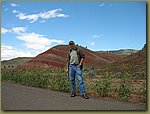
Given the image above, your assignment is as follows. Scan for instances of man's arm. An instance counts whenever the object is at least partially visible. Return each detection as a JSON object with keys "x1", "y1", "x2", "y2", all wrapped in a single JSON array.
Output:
[
  {"x1": 77, "y1": 49, "x2": 85, "y2": 67},
  {"x1": 66, "y1": 53, "x2": 70, "y2": 73},
  {"x1": 78, "y1": 58, "x2": 84, "y2": 66},
  {"x1": 66, "y1": 63, "x2": 69, "y2": 73}
]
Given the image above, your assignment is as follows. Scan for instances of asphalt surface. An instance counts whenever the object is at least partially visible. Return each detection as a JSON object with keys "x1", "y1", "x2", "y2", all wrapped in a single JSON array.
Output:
[{"x1": 1, "y1": 82, "x2": 146, "y2": 111}]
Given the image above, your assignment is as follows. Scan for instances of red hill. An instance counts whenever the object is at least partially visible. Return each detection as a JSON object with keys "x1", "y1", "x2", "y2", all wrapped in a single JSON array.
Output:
[
  {"x1": 102, "y1": 47, "x2": 146, "y2": 74},
  {"x1": 21, "y1": 45, "x2": 123, "y2": 69}
]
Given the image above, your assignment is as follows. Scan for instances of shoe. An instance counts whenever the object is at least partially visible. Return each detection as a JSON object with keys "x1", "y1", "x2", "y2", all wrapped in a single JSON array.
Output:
[
  {"x1": 70, "y1": 92, "x2": 76, "y2": 97},
  {"x1": 81, "y1": 94, "x2": 89, "y2": 99}
]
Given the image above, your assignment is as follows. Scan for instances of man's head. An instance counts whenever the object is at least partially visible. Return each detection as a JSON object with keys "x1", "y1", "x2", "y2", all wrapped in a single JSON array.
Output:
[{"x1": 69, "y1": 41, "x2": 75, "y2": 49}]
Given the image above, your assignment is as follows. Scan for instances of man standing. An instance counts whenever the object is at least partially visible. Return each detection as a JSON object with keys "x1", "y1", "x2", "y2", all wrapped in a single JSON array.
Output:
[{"x1": 66, "y1": 41, "x2": 89, "y2": 99}]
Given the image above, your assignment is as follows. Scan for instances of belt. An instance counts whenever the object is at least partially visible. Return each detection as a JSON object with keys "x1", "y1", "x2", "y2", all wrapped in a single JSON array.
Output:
[{"x1": 70, "y1": 64, "x2": 79, "y2": 66}]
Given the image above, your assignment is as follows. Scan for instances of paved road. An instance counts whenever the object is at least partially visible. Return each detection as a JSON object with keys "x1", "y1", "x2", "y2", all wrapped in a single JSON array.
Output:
[{"x1": 1, "y1": 82, "x2": 146, "y2": 111}]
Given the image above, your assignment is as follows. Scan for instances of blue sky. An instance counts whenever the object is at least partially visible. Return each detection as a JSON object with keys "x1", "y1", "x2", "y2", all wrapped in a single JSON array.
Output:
[{"x1": 1, "y1": 1, "x2": 146, "y2": 60}]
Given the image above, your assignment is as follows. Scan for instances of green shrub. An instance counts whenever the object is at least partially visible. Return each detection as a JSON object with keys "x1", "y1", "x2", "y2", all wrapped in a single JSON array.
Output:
[
  {"x1": 94, "y1": 72, "x2": 112, "y2": 97},
  {"x1": 117, "y1": 72, "x2": 131, "y2": 100},
  {"x1": 1, "y1": 68, "x2": 70, "y2": 92}
]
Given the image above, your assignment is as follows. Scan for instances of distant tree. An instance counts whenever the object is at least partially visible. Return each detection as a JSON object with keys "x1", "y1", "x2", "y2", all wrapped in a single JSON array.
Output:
[{"x1": 85, "y1": 46, "x2": 87, "y2": 49}]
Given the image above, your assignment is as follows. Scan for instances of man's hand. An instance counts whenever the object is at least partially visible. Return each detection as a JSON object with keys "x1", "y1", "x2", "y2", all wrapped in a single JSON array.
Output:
[
  {"x1": 66, "y1": 68, "x2": 69, "y2": 73},
  {"x1": 77, "y1": 58, "x2": 83, "y2": 68},
  {"x1": 77, "y1": 64, "x2": 81, "y2": 68}
]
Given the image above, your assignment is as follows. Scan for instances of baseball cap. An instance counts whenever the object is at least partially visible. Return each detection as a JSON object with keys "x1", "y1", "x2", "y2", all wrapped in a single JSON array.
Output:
[{"x1": 69, "y1": 41, "x2": 75, "y2": 45}]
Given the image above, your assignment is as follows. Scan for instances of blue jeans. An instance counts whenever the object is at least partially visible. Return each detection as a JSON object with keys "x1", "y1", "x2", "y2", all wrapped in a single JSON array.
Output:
[{"x1": 69, "y1": 64, "x2": 86, "y2": 95}]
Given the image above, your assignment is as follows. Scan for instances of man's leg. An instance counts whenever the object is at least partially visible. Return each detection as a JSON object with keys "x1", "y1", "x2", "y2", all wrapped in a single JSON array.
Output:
[
  {"x1": 75, "y1": 66, "x2": 85, "y2": 95},
  {"x1": 76, "y1": 66, "x2": 89, "y2": 99},
  {"x1": 69, "y1": 65, "x2": 76, "y2": 96}
]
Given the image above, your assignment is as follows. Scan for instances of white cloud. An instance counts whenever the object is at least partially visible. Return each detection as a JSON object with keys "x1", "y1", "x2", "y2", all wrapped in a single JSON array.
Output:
[
  {"x1": 11, "y1": 3, "x2": 19, "y2": 7},
  {"x1": 15, "y1": 8, "x2": 69, "y2": 23},
  {"x1": 1, "y1": 26, "x2": 65, "y2": 60},
  {"x1": 92, "y1": 34, "x2": 100, "y2": 38},
  {"x1": 16, "y1": 13, "x2": 39, "y2": 23},
  {"x1": 92, "y1": 34, "x2": 104, "y2": 38},
  {"x1": 12, "y1": 10, "x2": 20, "y2": 13},
  {"x1": 16, "y1": 32, "x2": 64, "y2": 52},
  {"x1": 1, "y1": 45, "x2": 33, "y2": 61},
  {"x1": 1, "y1": 27, "x2": 11, "y2": 34},
  {"x1": 12, "y1": 27, "x2": 27, "y2": 34},
  {"x1": 90, "y1": 42, "x2": 95, "y2": 46},
  {"x1": 99, "y1": 3, "x2": 104, "y2": 7},
  {"x1": 2, "y1": 26, "x2": 27, "y2": 34},
  {"x1": 57, "y1": 13, "x2": 69, "y2": 17}
]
